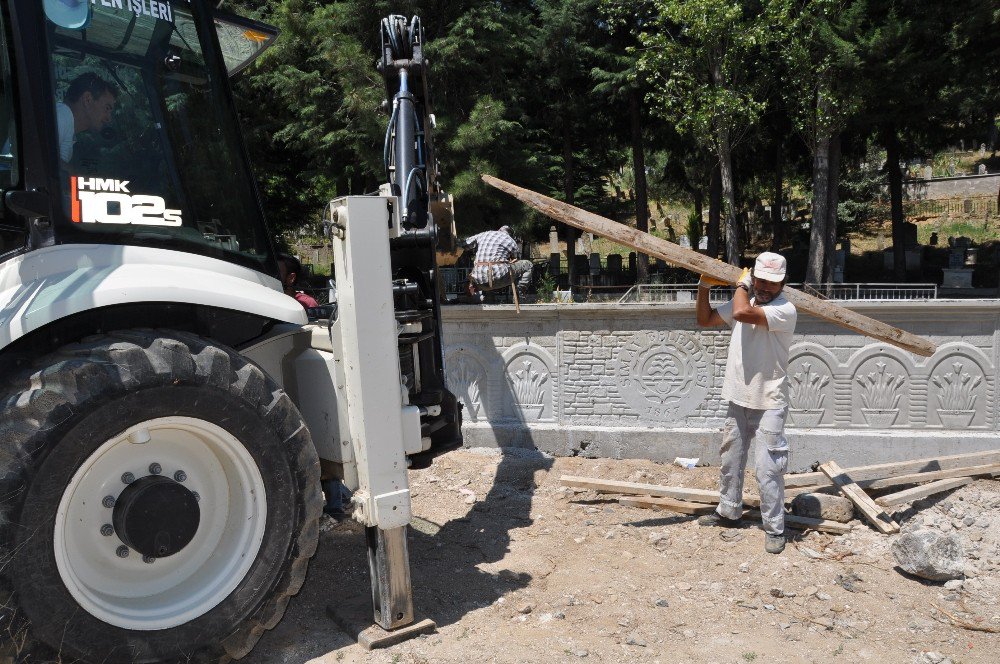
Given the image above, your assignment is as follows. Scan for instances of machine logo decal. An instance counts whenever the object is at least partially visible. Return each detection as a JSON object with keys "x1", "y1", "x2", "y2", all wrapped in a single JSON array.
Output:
[{"x1": 70, "y1": 176, "x2": 183, "y2": 227}]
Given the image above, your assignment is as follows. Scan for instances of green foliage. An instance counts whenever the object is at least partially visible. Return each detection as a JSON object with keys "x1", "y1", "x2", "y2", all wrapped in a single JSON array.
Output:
[
  {"x1": 637, "y1": 0, "x2": 772, "y2": 149},
  {"x1": 217, "y1": 0, "x2": 1000, "y2": 275},
  {"x1": 686, "y1": 210, "x2": 702, "y2": 247}
]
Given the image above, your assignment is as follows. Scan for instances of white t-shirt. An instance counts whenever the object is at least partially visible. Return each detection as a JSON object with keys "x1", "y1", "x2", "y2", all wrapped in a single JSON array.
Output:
[
  {"x1": 56, "y1": 102, "x2": 75, "y2": 162},
  {"x1": 716, "y1": 293, "x2": 797, "y2": 410}
]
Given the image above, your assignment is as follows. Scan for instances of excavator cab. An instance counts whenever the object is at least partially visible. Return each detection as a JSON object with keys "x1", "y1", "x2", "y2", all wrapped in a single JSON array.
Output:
[{"x1": 1, "y1": 1, "x2": 277, "y2": 270}]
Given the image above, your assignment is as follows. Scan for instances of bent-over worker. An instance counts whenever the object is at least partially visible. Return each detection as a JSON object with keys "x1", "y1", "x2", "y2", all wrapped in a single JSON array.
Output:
[
  {"x1": 694, "y1": 252, "x2": 797, "y2": 554},
  {"x1": 464, "y1": 225, "x2": 533, "y2": 296}
]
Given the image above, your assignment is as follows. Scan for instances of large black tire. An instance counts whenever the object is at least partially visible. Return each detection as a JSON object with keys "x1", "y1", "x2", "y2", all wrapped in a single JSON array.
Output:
[{"x1": 0, "y1": 330, "x2": 322, "y2": 663}]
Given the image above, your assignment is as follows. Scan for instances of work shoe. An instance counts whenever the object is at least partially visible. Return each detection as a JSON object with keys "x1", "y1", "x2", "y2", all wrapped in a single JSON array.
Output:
[
  {"x1": 696, "y1": 512, "x2": 741, "y2": 528},
  {"x1": 764, "y1": 532, "x2": 786, "y2": 554}
]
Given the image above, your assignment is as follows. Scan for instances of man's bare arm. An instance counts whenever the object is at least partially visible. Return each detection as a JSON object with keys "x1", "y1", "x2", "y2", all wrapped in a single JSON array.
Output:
[
  {"x1": 696, "y1": 283, "x2": 725, "y2": 327},
  {"x1": 731, "y1": 285, "x2": 769, "y2": 327}
]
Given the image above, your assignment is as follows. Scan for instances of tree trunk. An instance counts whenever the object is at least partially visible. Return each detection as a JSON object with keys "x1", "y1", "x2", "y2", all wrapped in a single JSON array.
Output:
[
  {"x1": 563, "y1": 126, "x2": 576, "y2": 288},
  {"x1": 771, "y1": 140, "x2": 784, "y2": 251},
  {"x1": 822, "y1": 133, "x2": 842, "y2": 284},
  {"x1": 708, "y1": 164, "x2": 721, "y2": 258},
  {"x1": 806, "y1": 131, "x2": 831, "y2": 284},
  {"x1": 630, "y1": 89, "x2": 649, "y2": 283},
  {"x1": 717, "y1": 128, "x2": 740, "y2": 265},
  {"x1": 885, "y1": 130, "x2": 906, "y2": 281}
]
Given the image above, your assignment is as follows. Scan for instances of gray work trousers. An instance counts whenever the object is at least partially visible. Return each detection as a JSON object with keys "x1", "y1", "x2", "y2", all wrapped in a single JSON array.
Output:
[
  {"x1": 714, "y1": 404, "x2": 789, "y2": 535},
  {"x1": 473, "y1": 259, "x2": 533, "y2": 292}
]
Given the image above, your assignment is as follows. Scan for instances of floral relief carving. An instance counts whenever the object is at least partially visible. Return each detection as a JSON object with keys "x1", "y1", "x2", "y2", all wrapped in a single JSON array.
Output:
[
  {"x1": 856, "y1": 362, "x2": 906, "y2": 427},
  {"x1": 931, "y1": 362, "x2": 982, "y2": 428},
  {"x1": 446, "y1": 353, "x2": 486, "y2": 422},
  {"x1": 789, "y1": 363, "x2": 830, "y2": 427},
  {"x1": 512, "y1": 361, "x2": 548, "y2": 410}
]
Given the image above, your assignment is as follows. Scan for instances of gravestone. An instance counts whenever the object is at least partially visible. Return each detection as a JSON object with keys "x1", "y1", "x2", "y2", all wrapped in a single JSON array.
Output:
[
  {"x1": 628, "y1": 252, "x2": 636, "y2": 273},
  {"x1": 607, "y1": 254, "x2": 623, "y2": 272},
  {"x1": 679, "y1": 236, "x2": 692, "y2": 249},
  {"x1": 589, "y1": 252, "x2": 601, "y2": 276},
  {"x1": 924, "y1": 164, "x2": 933, "y2": 180},
  {"x1": 549, "y1": 225, "x2": 559, "y2": 254},
  {"x1": 903, "y1": 222, "x2": 918, "y2": 249},
  {"x1": 698, "y1": 236, "x2": 708, "y2": 250},
  {"x1": 948, "y1": 249, "x2": 965, "y2": 269},
  {"x1": 978, "y1": 164, "x2": 988, "y2": 175}
]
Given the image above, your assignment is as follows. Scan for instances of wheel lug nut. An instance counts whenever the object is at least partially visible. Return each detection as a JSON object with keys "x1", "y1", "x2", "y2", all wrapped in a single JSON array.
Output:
[
  {"x1": 149, "y1": 463, "x2": 162, "y2": 475},
  {"x1": 174, "y1": 470, "x2": 187, "y2": 482},
  {"x1": 121, "y1": 472, "x2": 135, "y2": 484},
  {"x1": 142, "y1": 555, "x2": 156, "y2": 564},
  {"x1": 192, "y1": 492, "x2": 200, "y2": 502},
  {"x1": 102, "y1": 495, "x2": 116, "y2": 508},
  {"x1": 101, "y1": 524, "x2": 114, "y2": 537},
  {"x1": 116, "y1": 546, "x2": 130, "y2": 558}
]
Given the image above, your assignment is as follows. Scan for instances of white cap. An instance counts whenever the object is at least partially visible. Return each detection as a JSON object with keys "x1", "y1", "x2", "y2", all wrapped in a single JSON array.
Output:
[
  {"x1": 754, "y1": 252, "x2": 787, "y2": 282},
  {"x1": 44, "y1": 0, "x2": 90, "y2": 29}
]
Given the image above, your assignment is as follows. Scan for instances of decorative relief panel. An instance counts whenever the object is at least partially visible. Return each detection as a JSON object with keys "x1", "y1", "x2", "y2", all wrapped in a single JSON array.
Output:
[
  {"x1": 851, "y1": 355, "x2": 910, "y2": 427},
  {"x1": 927, "y1": 350, "x2": 992, "y2": 429},
  {"x1": 786, "y1": 345, "x2": 837, "y2": 427},
  {"x1": 445, "y1": 348, "x2": 488, "y2": 422},
  {"x1": 502, "y1": 343, "x2": 556, "y2": 422},
  {"x1": 613, "y1": 330, "x2": 709, "y2": 424}
]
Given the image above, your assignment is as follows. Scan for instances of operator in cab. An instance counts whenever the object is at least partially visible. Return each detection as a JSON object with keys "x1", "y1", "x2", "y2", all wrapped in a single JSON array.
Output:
[{"x1": 57, "y1": 72, "x2": 118, "y2": 166}]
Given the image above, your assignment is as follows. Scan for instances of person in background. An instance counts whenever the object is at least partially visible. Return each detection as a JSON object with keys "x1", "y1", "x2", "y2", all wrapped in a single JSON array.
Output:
[
  {"x1": 463, "y1": 225, "x2": 533, "y2": 296},
  {"x1": 693, "y1": 252, "x2": 798, "y2": 554},
  {"x1": 277, "y1": 253, "x2": 319, "y2": 309}
]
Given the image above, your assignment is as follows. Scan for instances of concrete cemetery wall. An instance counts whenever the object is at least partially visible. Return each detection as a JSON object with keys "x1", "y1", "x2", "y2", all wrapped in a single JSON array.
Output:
[{"x1": 440, "y1": 301, "x2": 1000, "y2": 472}]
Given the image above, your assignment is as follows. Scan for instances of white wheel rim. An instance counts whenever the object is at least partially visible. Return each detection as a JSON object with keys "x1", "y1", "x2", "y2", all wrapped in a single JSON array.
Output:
[{"x1": 54, "y1": 416, "x2": 268, "y2": 630}]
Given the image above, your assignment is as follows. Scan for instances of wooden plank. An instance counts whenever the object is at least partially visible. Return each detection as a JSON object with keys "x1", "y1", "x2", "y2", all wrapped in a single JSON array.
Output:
[
  {"x1": 861, "y1": 463, "x2": 1000, "y2": 490},
  {"x1": 874, "y1": 477, "x2": 974, "y2": 508},
  {"x1": 785, "y1": 449, "x2": 1000, "y2": 488},
  {"x1": 781, "y1": 513, "x2": 852, "y2": 535},
  {"x1": 482, "y1": 174, "x2": 936, "y2": 357},
  {"x1": 619, "y1": 497, "x2": 851, "y2": 535},
  {"x1": 619, "y1": 496, "x2": 717, "y2": 515},
  {"x1": 820, "y1": 461, "x2": 899, "y2": 534},
  {"x1": 560, "y1": 475, "x2": 761, "y2": 507}
]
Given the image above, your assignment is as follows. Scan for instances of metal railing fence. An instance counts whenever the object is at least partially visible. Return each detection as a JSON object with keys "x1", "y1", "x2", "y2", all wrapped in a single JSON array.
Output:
[{"x1": 618, "y1": 282, "x2": 938, "y2": 304}]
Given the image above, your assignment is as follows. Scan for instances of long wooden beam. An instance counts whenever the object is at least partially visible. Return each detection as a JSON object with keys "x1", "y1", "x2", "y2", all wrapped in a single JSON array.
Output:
[{"x1": 482, "y1": 174, "x2": 936, "y2": 357}]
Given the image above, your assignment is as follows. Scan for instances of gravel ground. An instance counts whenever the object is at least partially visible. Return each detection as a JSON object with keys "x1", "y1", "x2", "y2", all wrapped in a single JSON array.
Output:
[{"x1": 242, "y1": 448, "x2": 1000, "y2": 664}]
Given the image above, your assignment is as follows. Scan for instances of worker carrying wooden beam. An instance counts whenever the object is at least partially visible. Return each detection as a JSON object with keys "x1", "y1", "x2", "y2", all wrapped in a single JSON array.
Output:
[
  {"x1": 694, "y1": 253, "x2": 795, "y2": 554},
  {"x1": 481, "y1": 173, "x2": 940, "y2": 554}
]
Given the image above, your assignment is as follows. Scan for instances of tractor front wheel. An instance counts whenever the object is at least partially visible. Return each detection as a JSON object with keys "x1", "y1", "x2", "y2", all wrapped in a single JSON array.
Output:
[{"x1": 0, "y1": 330, "x2": 322, "y2": 663}]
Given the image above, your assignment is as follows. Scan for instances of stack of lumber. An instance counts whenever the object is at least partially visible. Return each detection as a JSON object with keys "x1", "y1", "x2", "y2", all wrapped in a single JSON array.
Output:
[{"x1": 560, "y1": 450, "x2": 1000, "y2": 536}]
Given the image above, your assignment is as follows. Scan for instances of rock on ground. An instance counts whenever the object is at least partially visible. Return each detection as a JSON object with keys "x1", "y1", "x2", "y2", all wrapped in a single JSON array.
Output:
[
  {"x1": 791, "y1": 492, "x2": 855, "y2": 523},
  {"x1": 892, "y1": 530, "x2": 965, "y2": 581}
]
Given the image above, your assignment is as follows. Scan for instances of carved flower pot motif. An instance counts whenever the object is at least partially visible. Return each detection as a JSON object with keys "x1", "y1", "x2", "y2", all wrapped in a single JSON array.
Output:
[
  {"x1": 856, "y1": 362, "x2": 905, "y2": 427},
  {"x1": 519, "y1": 404, "x2": 546, "y2": 420},
  {"x1": 861, "y1": 408, "x2": 900, "y2": 428},
  {"x1": 931, "y1": 362, "x2": 981, "y2": 428},
  {"x1": 790, "y1": 408, "x2": 824, "y2": 427},
  {"x1": 937, "y1": 410, "x2": 976, "y2": 429},
  {"x1": 510, "y1": 360, "x2": 548, "y2": 421}
]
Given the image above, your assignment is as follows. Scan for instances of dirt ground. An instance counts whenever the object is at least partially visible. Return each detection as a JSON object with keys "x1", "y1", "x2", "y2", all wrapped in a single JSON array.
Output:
[{"x1": 244, "y1": 448, "x2": 1000, "y2": 664}]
